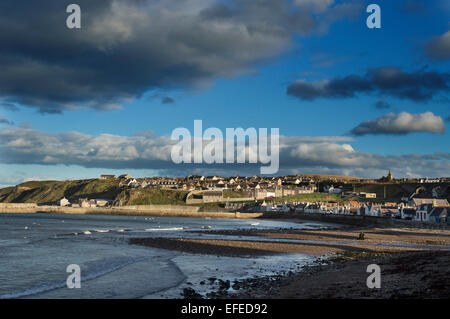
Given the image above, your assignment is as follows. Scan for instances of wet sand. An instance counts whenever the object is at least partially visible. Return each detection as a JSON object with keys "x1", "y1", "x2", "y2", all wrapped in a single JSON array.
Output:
[
  {"x1": 131, "y1": 227, "x2": 450, "y2": 257},
  {"x1": 130, "y1": 226, "x2": 450, "y2": 299},
  {"x1": 194, "y1": 227, "x2": 450, "y2": 245},
  {"x1": 226, "y1": 250, "x2": 450, "y2": 299}
]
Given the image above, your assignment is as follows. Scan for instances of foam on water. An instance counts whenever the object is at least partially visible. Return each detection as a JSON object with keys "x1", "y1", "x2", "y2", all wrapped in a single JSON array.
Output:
[{"x1": 0, "y1": 213, "x2": 332, "y2": 298}]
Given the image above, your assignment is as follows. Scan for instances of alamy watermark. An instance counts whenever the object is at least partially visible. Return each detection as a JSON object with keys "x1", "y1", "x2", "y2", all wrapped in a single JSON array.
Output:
[
  {"x1": 66, "y1": 264, "x2": 81, "y2": 289},
  {"x1": 66, "y1": 4, "x2": 81, "y2": 29},
  {"x1": 366, "y1": 264, "x2": 381, "y2": 289},
  {"x1": 171, "y1": 120, "x2": 279, "y2": 174},
  {"x1": 66, "y1": 3, "x2": 380, "y2": 30}
]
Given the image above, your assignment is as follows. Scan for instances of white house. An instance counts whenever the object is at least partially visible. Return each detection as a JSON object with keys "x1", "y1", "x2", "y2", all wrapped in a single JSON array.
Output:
[
  {"x1": 415, "y1": 204, "x2": 434, "y2": 222},
  {"x1": 326, "y1": 186, "x2": 342, "y2": 194},
  {"x1": 58, "y1": 197, "x2": 70, "y2": 207}
]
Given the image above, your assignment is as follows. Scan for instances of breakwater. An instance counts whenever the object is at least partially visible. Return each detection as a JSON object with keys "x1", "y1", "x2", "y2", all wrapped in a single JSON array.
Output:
[{"x1": 0, "y1": 203, "x2": 262, "y2": 219}]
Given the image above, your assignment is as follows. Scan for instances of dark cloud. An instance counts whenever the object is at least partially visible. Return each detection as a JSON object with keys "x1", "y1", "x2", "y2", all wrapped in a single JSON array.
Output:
[
  {"x1": 374, "y1": 100, "x2": 391, "y2": 109},
  {"x1": 400, "y1": 0, "x2": 427, "y2": 15},
  {"x1": 287, "y1": 67, "x2": 449, "y2": 101},
  {"x1": 161, "y1": 97, "x2": 175, "y2": 104},
  {"x1": 425, "y1": 31, "x2": 450, "y2": 61},
  {"x1": 350, "y1": 112, "x2": 445, "y2": 136},
  {"x1": 0, "y1": 0, "x2": 361, "y2": 114},
  {"x1": 0, "y1": 103, "x2": 19, "y2": 112},
  {"x1": 0, "y1": 116, "x2": 12, "y2": 125}
]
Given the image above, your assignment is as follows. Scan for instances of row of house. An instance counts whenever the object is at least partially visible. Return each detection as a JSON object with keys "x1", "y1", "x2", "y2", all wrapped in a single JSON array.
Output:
[
  {"x1": 57, "y1": 197, "x2": 113, "y2": 208},
  {"x1": 252, "y1": 198, "x2": 449, "y2": 225},
  {"x1": 111, "y1": 174, "x2": 319, "y2": 198}
]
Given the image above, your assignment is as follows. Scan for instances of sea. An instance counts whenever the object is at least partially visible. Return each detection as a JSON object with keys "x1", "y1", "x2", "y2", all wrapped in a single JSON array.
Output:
[{"x1": 0, "y1": 213, "x2": 332, "y2": 299}]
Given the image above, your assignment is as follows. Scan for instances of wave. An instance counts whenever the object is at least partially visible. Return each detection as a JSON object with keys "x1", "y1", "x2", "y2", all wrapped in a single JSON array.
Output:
[
  {"x1": 144, "y1": 227, "x2": 184, "y2": 232},
  {"x1": 0, "y1": 257, "x2": 148, "y2": 299}
]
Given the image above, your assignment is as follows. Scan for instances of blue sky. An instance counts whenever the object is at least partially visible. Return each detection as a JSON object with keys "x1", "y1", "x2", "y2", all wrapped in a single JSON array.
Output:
[{"x1": 0, "y1": 0, "x2": 449, "y2": 185}]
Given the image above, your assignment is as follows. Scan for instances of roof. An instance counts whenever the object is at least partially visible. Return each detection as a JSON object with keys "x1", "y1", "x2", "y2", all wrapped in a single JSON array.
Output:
[
  {"x1": 203, "y1": 191, "x2": 223, "y2": 196},
  {"x1": 412, "y1": 198, "x2": 449, "y2": 206}
]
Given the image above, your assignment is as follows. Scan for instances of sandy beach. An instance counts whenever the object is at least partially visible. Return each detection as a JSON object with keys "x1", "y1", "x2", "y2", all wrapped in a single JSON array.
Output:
[
  {"x1": 131, "y1": 227, "x2": 450, "y2": 256},
  {"x1": 130, "y1": 226, "x2": 450, "y2": 298}
]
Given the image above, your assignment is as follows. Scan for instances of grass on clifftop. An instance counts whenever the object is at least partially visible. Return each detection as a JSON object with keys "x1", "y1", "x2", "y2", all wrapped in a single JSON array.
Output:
[
  {"x1": 0, "y1": 179, "x2": 190, "y2": 206},
  {"x1": 114, "y1": 188, "x2": 189, "y2": 206},
  {"x1": 0, "y1": 179, "x2": 121, "y2": 204}
]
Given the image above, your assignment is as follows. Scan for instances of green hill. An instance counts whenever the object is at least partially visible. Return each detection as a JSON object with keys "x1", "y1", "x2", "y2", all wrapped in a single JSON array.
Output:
[
  {"x1": 0, "y1": 179, "x2": 190, "y2": 206},
  {"x1": 114, "y1": 188, "x2": 189, "y2": 206},
  {"x1": 0, "y1": 179, "x2": 121, "y2": 205}
]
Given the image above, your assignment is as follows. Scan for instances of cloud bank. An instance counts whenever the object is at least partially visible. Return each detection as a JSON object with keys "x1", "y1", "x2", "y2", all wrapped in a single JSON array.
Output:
[
  {"x1": 0, "y1": 127, "x2": 448, "y2": 178},
  {"x1": 287, "y1": 67, "x2": 449, "y2": 102},
  {"x1": 350, "y1": 112, "x2": 445, "y2": 136},
  {"x1": 0, "y1": 0, "x2": 361, "y2": 113}
]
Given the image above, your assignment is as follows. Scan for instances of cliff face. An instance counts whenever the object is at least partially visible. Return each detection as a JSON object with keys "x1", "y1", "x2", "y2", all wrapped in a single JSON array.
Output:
[
  {"x1": 0, "y1": 179, "x2": 121, "y2": 205},
  {"x1": 0, "y1": 179, "x2": 189, "y2": 206}
]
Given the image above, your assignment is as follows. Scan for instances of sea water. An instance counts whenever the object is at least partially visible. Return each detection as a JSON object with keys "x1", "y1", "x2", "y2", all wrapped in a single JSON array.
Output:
[{"x1": 0, "y1": 213, "x2": 326, "y2": 298}]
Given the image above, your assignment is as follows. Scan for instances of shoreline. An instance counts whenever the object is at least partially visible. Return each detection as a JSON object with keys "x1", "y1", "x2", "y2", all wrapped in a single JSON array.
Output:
[
  {"x1": 3, "y1": 204, "x2": 447, "y2": 230},
  {"x1": 227, "y1": 250, "x2": 450, "y2": 299},
  {"x1": 130, "y1": 226, "x2": 450, "y2": 299},
  {"x1": 132, "y1": 227, "x2": 450, "y2": 256}
]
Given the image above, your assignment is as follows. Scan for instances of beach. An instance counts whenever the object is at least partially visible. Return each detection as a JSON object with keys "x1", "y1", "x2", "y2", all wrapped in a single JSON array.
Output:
[
  {"x1": 1, "y1": 212, "x2": 449, "y2": 299},
  {"x1": 0, "y1": 213, "x2": 319, "y2": 298},
  {"x1": 228, "y1": 250, "x2": 450, "y2": 299},
  {"x1": 130, "y1": 226, "x2": 450, "y2": 298}
]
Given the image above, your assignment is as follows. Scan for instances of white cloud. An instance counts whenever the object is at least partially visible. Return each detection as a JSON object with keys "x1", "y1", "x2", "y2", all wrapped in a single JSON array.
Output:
[
  {"x1": 294, "y1": 0, "x2": 334, "y2": 12},
  {"x1": 351, "y1": 112, "x2": 446, "y2": 135},
  {"x1": 0, "y1": 127, "x2": 448, "y2": 179},
  {"x1": 425, "y1": 30, "x2": 450, "y2": 60}
]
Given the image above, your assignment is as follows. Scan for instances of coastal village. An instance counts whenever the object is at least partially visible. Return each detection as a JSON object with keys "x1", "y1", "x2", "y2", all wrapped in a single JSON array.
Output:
[{"x1": 48, "y1": 171, "x2": 450, "y2": 226}]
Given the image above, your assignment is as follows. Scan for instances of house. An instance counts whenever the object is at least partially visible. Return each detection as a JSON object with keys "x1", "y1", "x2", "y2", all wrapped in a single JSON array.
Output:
[
  {"x1": 409, "y1": 198, "x2": 449, "y2": 207},
  {"x1": 58, "y1": 197, "x2": 71, "y2": 207},
  {"x1": 119, "y1": 174, "x2": 132, "y2": 179},
  {"x1": 99, "y1": 175, "x2": 116, "y2": 180},
  {"x1": 95, "y1": 199, "x2": 113, "y2": 207},
  {"x1": 362, "y1": 204, "x2": 382, "y2": 217},
  {"x1": 325, "y1": 185, "x2": 342, "y2": 194},
  {"x1": 429, "y1": 207, "x2": 449, "y2": 225},
  {"x1": 295, "y1": 203, "x2": 308, "y2": 212},
  {"x1": 203, "y1": 191, "x2": 223, "y2": 203},
  {"x1": 139, "y1": 180, "x2": 149, "y2": 188},
  {"x1": 260, "y1": 201, "x2": 272, "y2": 212},
  {"x1": 400, "y1": 207, "x2": 416, "y2": 220},
  {"x1": 360, "y1": 192, "x2": 376, "y2": 199},
  {"x1": 416, "y1": 204, "x2": 434, "y2": 222},
  {"x1": 380, "y1": 206, "x2": 400, "y2": 218},
  {"x1": 119, "y1": 178, "x2": 138, "y2": 187},
  {"x1": 79, "y1": 198, "x2": 96, "y2": 208},
  {"x1": 275, "y1": 203, "x2": 290, "y2": 213}
]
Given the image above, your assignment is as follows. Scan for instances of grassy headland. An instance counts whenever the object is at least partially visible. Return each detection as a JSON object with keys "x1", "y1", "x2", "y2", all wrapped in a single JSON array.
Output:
[{"x1": 0, "y1": 179, "x2": 189, "y2": 206}]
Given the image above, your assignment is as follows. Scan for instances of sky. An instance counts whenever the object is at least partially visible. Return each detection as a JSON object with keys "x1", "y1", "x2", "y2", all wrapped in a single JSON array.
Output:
[{"x1": 0, "y1": 0, "x2": 449, "y2": 186}]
